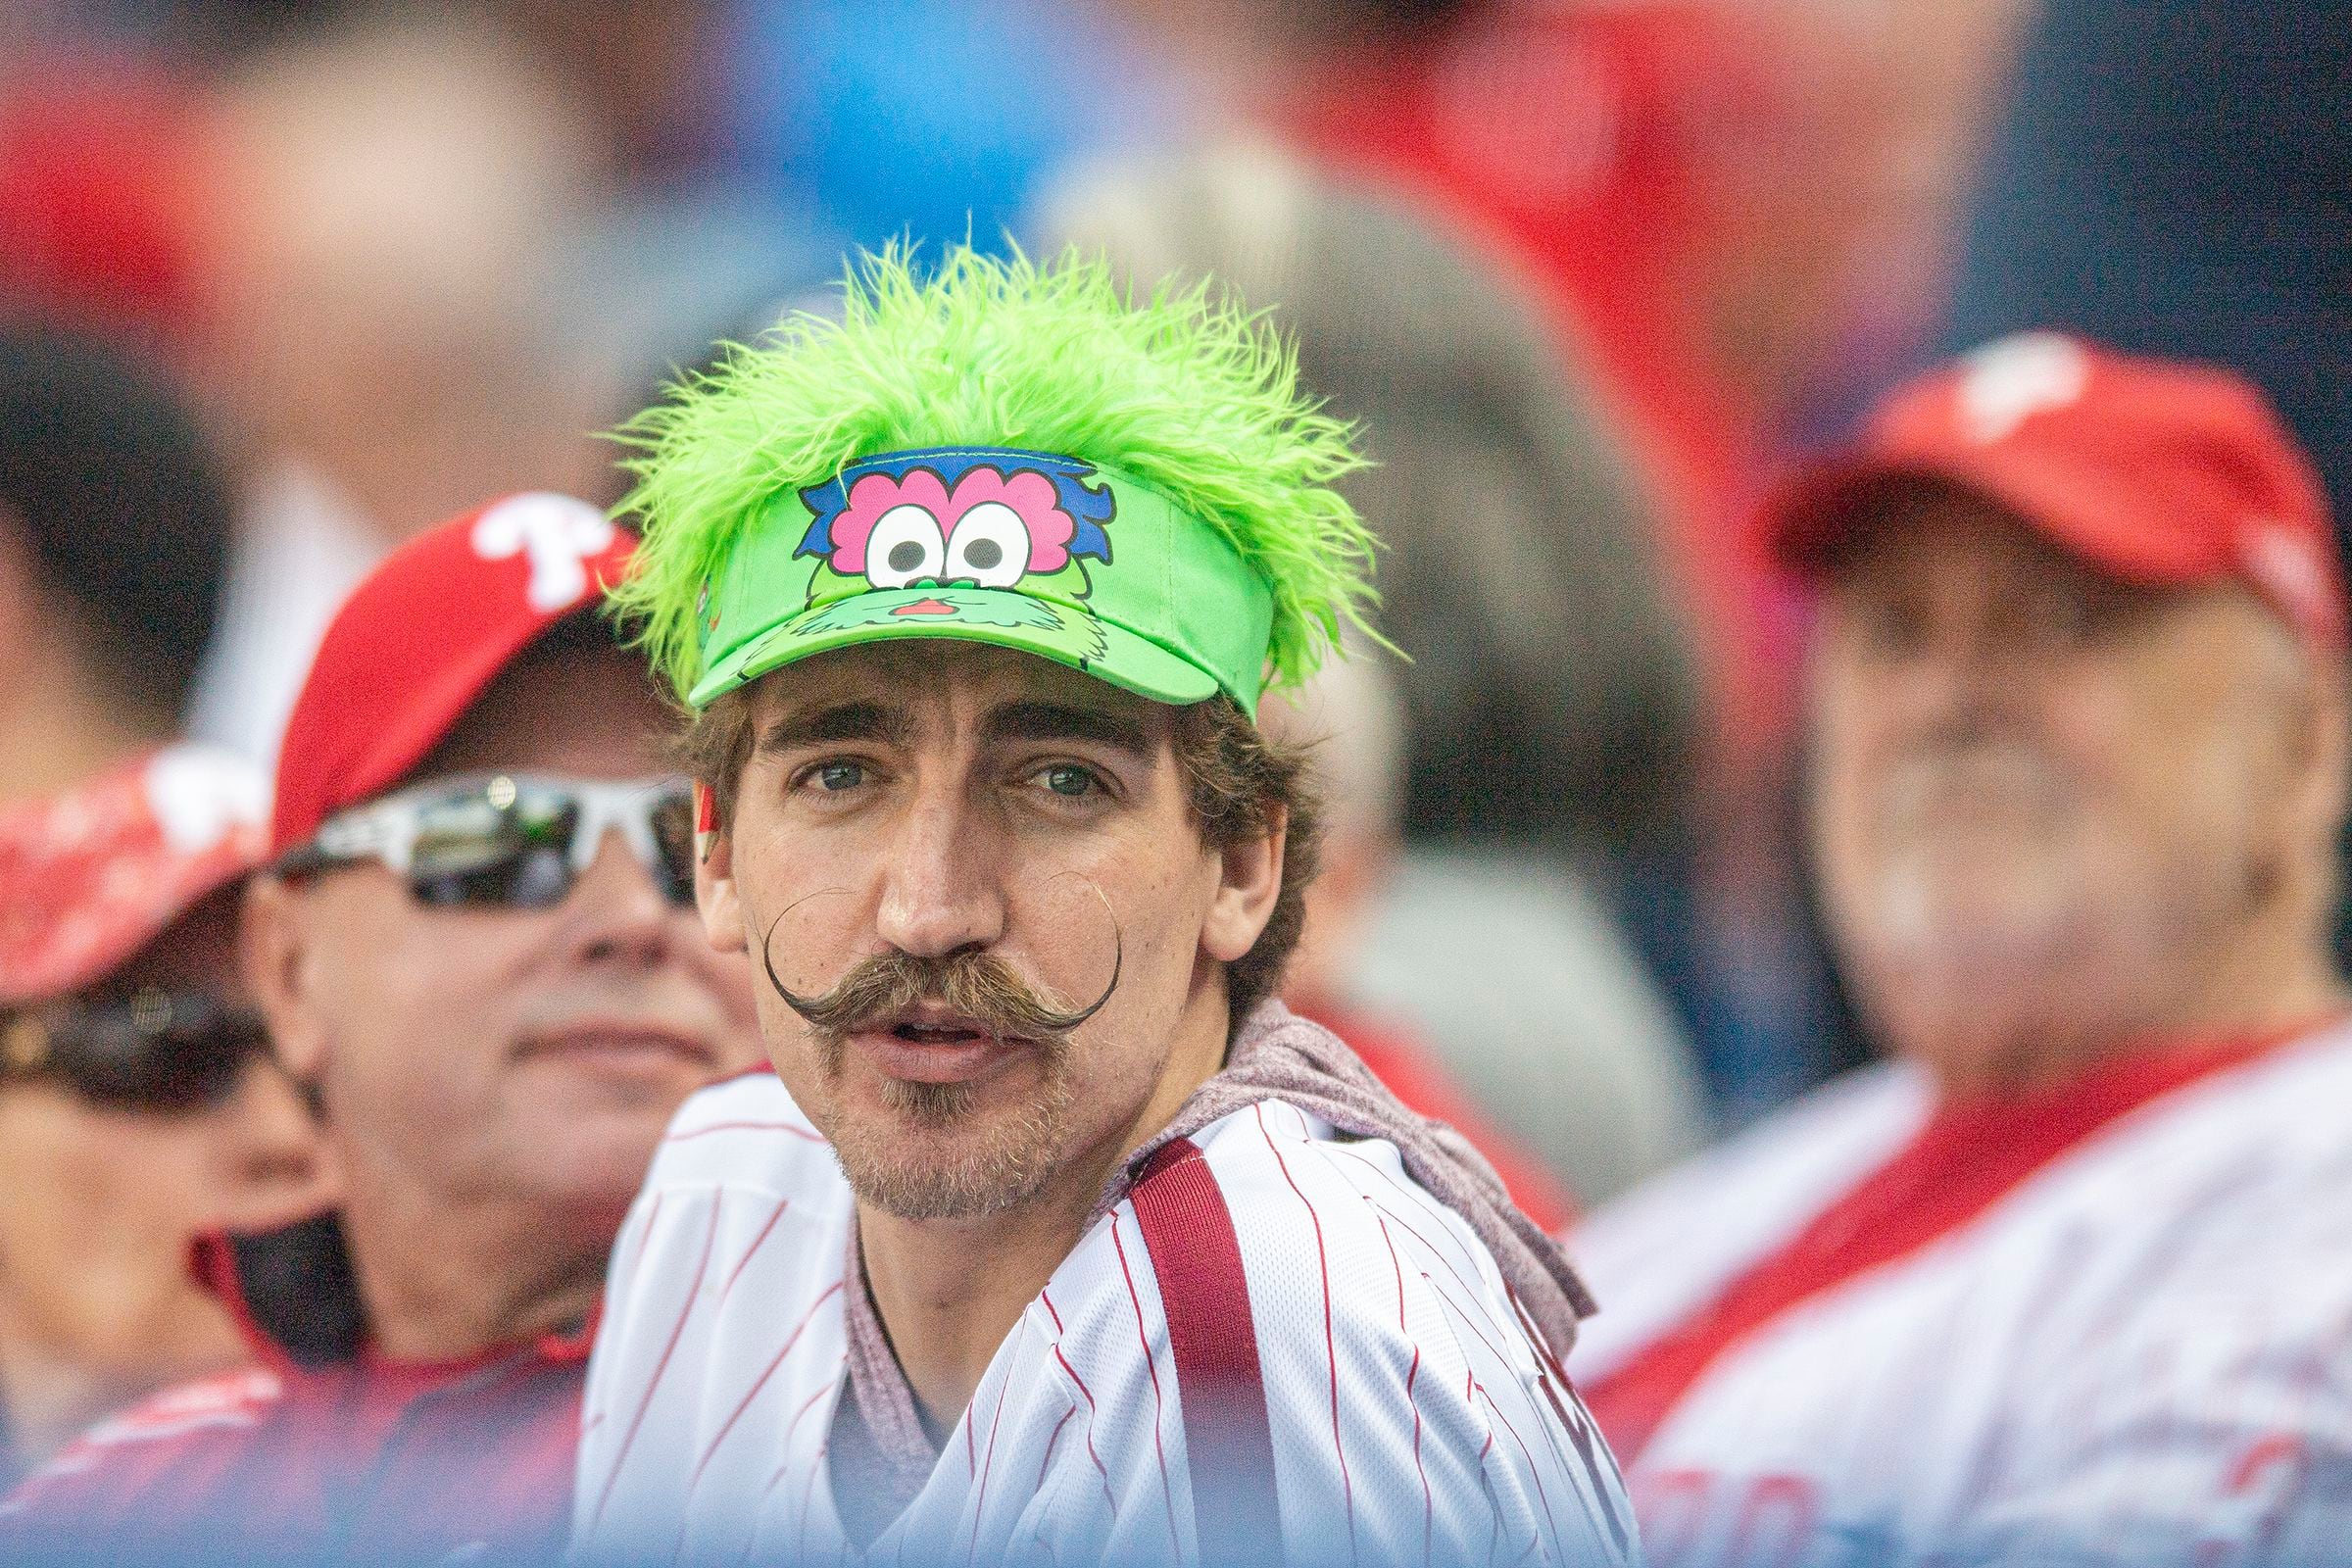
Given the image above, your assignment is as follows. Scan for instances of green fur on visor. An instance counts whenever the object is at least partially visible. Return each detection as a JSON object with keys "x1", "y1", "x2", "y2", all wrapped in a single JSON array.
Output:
[{"x1": 608, "y1": 247, "x2": 1382, "y2": 714}]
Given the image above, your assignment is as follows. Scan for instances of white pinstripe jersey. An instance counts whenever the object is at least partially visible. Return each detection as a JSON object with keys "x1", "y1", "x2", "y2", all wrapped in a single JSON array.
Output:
[
  {"x1": 570, "y1": 1070, "x2": 1637, "y2": 1566},
  {"x1": 1565, "y1": 1021, "x2": 2352, "y2": 1568}
]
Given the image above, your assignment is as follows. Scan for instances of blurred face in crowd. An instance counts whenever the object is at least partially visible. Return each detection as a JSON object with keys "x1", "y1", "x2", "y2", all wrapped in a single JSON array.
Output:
[
  {"x1": 1808, "y1": 483, "x2": 2348, "y2": 1091},
  {"x1": 247, "y1": 639, "x2": 763, "y2": 1245},
  {"x1": 699, "y1": 642, "x2": 1283, "y2": 1223},
  {"x1": 0, "y1": 898, "x2": 320, "y2": 1452}
]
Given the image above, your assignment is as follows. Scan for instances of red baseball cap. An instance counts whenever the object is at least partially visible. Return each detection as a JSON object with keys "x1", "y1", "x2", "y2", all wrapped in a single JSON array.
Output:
[
  {"x1": 1767, "y1": 332, "x2": 2345, "y2": 652},
  {"x1": 0, "y1": 746, "x2": 268, "y2": 1005},
  {"x1": 270, "y1": 493, "x2": 636, "y2": 859}
]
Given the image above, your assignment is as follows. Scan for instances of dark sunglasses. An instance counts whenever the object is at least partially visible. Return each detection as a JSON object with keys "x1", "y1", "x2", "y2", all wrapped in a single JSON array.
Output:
[
  {"x1": 2, "y1": 990, "x2": 268, "y2": 1113},
  {"x1": 279, "y1": 772, "x2": 696, "y2": 911}
]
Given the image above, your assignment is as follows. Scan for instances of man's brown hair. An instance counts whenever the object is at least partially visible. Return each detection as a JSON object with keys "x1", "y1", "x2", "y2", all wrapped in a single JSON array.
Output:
[{"x1": 681, "y1": 688, "x2": 1322, "y2": 1023}]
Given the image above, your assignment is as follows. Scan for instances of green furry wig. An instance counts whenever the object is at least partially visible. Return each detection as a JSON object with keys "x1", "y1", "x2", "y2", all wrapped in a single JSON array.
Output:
[{"x1": 611, "y1": 245, "x2": 1379, "y2": 706}]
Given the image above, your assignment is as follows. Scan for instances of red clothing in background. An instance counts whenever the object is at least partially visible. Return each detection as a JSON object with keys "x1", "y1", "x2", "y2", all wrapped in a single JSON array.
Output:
[
  {"x1": 1303, "y1": 1001, "x2": 1578, "y2": 1232},
  {"x1": 0, "y1": 63, "x2": 209, "y2": 342},
  {"x1": 1581, "y1": 1027, "x2": 2304, "y2": 1463},
  {"x1": 0, "y1": 1216, "x2": 587, "y2": 1563},
  {"x1": 1283, "y1": 2, "x2": 1813, "y2": 751}
]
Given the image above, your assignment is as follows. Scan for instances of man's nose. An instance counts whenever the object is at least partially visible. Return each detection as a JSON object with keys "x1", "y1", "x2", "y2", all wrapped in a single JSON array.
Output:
[
  {"x1": 564, "y1": 829, "x2": 685, "y2": 967},
  {"x1": 872, "y1": 791, "x2": 1006, "y2": 958},
  {"x1": 1908, "y1": 625, "x2": 2018, "y2": 732}
]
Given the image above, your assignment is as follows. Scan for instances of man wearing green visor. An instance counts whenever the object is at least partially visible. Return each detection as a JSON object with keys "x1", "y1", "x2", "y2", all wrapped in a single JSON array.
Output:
[{"x1": 571, "y1": 250, "x2": 1635, "y2": 1567}]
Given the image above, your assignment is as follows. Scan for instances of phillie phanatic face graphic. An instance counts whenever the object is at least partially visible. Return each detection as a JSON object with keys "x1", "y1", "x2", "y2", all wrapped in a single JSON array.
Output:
[{"x1": 782, "y1": 450, "x2": 1117, "y2": 665}]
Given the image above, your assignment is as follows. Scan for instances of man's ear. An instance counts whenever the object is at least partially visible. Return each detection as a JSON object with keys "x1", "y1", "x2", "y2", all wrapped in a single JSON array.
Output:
[
  {"x1": 240, "y1": 875, "x2": 328, "y2": 1087},
  {"x1": 695, "y1": 813, "x2": 750, "y2": 956},
  {"x1": 1200, "y1": 808, "x2": 1288, "y2": 965}
]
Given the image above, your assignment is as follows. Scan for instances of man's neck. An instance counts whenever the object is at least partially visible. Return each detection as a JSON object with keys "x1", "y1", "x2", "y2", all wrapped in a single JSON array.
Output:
[
  {"x1": 1906, "y1": 937, "x2": 2351, "y2": 1100},
  {"x1": 858, "y1": 1186, "x2": 1101, "y2": 1444},
  {"x1": 337, "y1": 1173, "x2": 609, "y2": 1364}
]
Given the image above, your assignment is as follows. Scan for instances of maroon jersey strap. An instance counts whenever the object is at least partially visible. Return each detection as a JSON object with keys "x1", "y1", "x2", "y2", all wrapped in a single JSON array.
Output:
[{"x1": 1130, "y1": 1136, "x2": 1284, "y2": 1554}]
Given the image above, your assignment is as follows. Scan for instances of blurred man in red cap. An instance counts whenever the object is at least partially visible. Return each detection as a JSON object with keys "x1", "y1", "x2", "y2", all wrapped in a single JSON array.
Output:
[
  {"x1": 1, "y1": 493, "x2": 763, "y2": 1561},
  {"x1": 0, "y1": 745, "x2": 320, "y2": 1488},
  {"x1": 1565, "y1": 334, "x2": 2352, "y2": 1565}
]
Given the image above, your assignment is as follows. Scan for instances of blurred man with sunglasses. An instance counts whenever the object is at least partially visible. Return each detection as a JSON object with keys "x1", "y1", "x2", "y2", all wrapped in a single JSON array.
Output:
[
  {"x1": 2, "y1": 494, "x2": 763, "y2": 1562},
  {"x1": 0, "y1": 746, "x2": 319, "y2": 1489}
]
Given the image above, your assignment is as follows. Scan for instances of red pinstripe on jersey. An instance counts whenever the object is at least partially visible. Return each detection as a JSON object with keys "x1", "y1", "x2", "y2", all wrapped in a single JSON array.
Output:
[
  {"x1": 729, "y1": 1377, "x2": 845, "y2": 1568},
  {"x1": 682, "y1": 1279, "x2": 846, "y2": 1503},
  {"x1": 1042, "y1": 1292, "x2": 1120, "y2": 1521},
  {"x1": 1372, "y1": 1212, "x2": 1437, "y2": 1566},
  {"x1": 1035, "y1": 1406, "x2": 1076, "y2": 1493},
  {"x1": 1106, "y1": 1215, "x2": 1183, "y2": 1557},
  {"x1": 1328, "y1": 1141, "x2": 1525, "y2": 1366},
  {"x1": 587, "y1": 1194, "x2": 723, "y2": 1531},
  {"x1": 665, "y1": 1119, "x2": 826, "y2": 1144},
  {"x1": 964, "y1": 1371, "x2": 1013, "y2": 1567},
  {"x1": 716, "y1": 1198, "x2": 792, "y2": 1303},
  {"x1": 1480, "y1": 1381, "x2": 1563, "y2": 1556}
]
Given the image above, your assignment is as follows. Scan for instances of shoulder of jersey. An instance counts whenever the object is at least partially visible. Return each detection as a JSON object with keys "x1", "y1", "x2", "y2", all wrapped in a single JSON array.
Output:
[
  {"x1": 646, "y1": 1066, "x2": 843, "y2": 1193},
  {"x1": 1168, "y1": 1097, "x2": 1504, "y2": 1323}
]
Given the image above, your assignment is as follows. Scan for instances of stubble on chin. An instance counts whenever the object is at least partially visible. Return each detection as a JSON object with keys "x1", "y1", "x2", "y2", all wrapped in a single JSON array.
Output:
[{"x1": 811, "y1": 1032, "x2": 1078, "y2": 1222}]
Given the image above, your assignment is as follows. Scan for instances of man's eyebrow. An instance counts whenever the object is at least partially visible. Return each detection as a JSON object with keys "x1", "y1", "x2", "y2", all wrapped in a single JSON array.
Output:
[
  {"x1": 757, "y1": 701, "x2": 910, "y2": 753},
  {"x1": 981, "y1": 700, "x2": 1153, "y2": 758}
]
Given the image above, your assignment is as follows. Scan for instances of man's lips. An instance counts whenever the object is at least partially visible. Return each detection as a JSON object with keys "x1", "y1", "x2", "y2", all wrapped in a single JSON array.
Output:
[
  {"x1": 843, "y1": 1004, "x2": 1031, "y2": 1085},
  {"x1": 513, "y1": 1020, "x2": 717, "y2": 1074}
]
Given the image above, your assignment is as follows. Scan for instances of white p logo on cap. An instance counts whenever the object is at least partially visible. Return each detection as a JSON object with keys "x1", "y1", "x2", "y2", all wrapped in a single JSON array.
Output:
[
  {"x1": 470, "y1": 493, "x2": 618, "y2": 612},
  {"x1": 1957, "y1": 332, "x2": 2092, "y2": 445}
]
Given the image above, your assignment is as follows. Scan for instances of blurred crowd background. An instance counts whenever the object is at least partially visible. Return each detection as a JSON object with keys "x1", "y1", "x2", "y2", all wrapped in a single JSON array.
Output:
[{"x1": 4, "y1": 0, "x2": 2346, "y2": 1191}]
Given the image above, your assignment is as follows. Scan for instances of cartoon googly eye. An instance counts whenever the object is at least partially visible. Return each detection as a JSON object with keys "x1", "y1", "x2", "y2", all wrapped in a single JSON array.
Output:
[
  {"x1": 863, "y1": 506, "x2": 947, "y2": 588},
  {"x1": 946, "y1": 502, "x2": 1034, "y2": 588}
]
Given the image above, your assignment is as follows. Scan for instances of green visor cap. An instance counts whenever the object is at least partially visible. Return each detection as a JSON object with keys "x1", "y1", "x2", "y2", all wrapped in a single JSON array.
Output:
[{"x1": 686, "y1": 446, "x2": 1276, "y2": 711}]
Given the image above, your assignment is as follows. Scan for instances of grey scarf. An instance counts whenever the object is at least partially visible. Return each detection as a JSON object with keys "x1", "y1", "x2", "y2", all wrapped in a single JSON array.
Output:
[{"x1": 1101, "y1": 998, "x2": 1595, "y2": 1357}]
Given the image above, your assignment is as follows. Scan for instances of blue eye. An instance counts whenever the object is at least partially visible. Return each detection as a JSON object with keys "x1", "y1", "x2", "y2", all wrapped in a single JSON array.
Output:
[{"x1": 814, "y1": 761, "x2": 864, "y2": 792}]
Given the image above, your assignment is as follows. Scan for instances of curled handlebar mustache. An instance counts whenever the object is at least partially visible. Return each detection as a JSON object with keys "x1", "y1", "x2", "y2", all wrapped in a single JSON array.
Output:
[{"x1": 759, "y1": 900, "x2": 1121, "y2": 1039}]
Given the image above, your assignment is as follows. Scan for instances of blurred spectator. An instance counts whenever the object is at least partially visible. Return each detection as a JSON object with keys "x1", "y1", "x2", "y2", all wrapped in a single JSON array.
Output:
[
  {"x1": 1113, "y1": 0, "x2": 2020, "y2": 748},
  {"x1": 1039, "y1": 140, "x2": 1771, "y2": 1127},
  {"x1": 178, "y1": 17, "x2": 620, "y2": 762},
  {"x1": 1263, "y1": 643, "x2": 1706, "y2": 1211},
  {"x1": 1077, "y1": 3, "x2": 2024, "y2": 1122},
  {"x1": 469, "y1": 0, "x2": 841, "y2": 435},
  {"x1": 1038, "y1": 138, "x2": 1695, "y2": 858},
  {"x1": 0, "y1": 323, "x2": 232, "y2": 802},
  {"x1": 171, "y1": 11, "x2": 834, "y2": 764},
  {"x1": 1569, "y1": 338, "x2": 2352, "y2": 1563},
  {"x1": 0, "y1": 746, "x2": 322, "y2": 1487},
  {"x1": 1, "y1": 498, "x2": 764, "y2": 1560}
]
